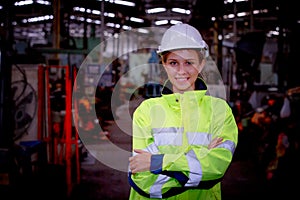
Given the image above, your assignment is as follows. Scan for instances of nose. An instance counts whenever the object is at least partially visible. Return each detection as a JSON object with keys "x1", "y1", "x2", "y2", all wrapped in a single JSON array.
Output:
[{"x1": 177, "y1": 63, "x2": 186, "y2": 73}]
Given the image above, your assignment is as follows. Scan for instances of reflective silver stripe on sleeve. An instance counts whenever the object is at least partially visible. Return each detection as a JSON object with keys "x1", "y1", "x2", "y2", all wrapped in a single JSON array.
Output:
[
  {"x1": 152, "y1": 127, "x2": 183, "y2": 146},
  {"x1": 216, "y1": 140, "x2": 236, "y2": 155},
  {"x1": 146, "y1": 142, "x2": 160, "y2": 154},
  {"x1": 149, "y1": 174, "x2": 170, "y2": 198},
  {"x1": 152, "y1": 127, "x2": 184, "y2": 134},
  {"x1": 187, "y1": 132, "x2": 212, "y2": 146},
  {"x1": 184, "y1": 150, "x2": 202, "y2": 187}
]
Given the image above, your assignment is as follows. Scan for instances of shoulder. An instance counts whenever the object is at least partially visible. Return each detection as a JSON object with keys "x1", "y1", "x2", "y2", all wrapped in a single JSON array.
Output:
[
  {"x1": 203, "y1": 95, "x2": 232, "y2": 110},
  {"x1": 133, "y1": 97, "x2": 166, "y2": 119},
  {"x1": 135, "y1": 96, "x2": 165, "y2": 110},
  {"x1": 141, "y1": 96, "x2": 165, "y2": 105}
]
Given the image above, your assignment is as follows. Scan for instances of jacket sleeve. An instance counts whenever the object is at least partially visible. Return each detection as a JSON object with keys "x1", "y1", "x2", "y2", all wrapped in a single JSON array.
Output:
[
  {"x1": 129, "y1": 101, "x2": 188, "y2": 198},
  {"x1": 160, "y1": 102, "x2": 238, "y2": 188},
  {"x1": 128, "y1": 100, "x2": 238, "y2": 198}
]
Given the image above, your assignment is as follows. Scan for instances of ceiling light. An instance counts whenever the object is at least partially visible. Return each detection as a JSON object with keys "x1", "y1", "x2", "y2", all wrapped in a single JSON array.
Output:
[
  {"x1": 74, "y1": 7, "x2": 115, "y2": 18},
  {"x1": 237, "y1": 12, "x2": 247, "y2": 17},
  {"x1": 155, "y1": 20, "x2": 168, "y2": 26},
  {"x1": 106, "y1": 23, "x2": 115, "y2": 27},
  {"x1": 170, "y1": 20, "x2": 182, "y2": 25},
  {"x1": 114, "y1": 0, "x2": 135, "y2": 7},
  {"x1": 130, "y1": 17, "x2": 144, "y2": 23},
  {"x1": 15, "y1": 0, "x2": 34, "y2": 6},
  {"x1": 106, "y1": 22, "x2": 121, "y2": 28},
  {"x1": 225, "y1": 0, "x2": 248, "y2": 4},
  {"x1": 171, "y1": 8, "x2": 191, "y2": 15},
  {"x1": 36, "y1": 0, "x2": 51, "y2": 5},
  {"x1": 146, "y1": 7, "x2": 166, "y2": 14},
  {"x1": 104, "y1": 13, "x2": 115, "y2": 18},
  {"x1": 122, "y1": 25, "x2": 131, "y2": 30},
  {"x1": 227, "y1": 14, "x2": 235, "y2": 19},
  {"x1": 137, "y1": 28, "x2": 149, "y2": 34},
  {"x1": 101, "y1": 0, "x2": 135, "y2": 7},
  {"x1": 22, "y1": 15, "x2": 53, "y2": 23}
]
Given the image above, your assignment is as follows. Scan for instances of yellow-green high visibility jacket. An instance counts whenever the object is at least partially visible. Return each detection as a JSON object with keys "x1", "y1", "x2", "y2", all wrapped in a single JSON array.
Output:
[{"x1": 128, "y1": 79, "x2": 238, "y2": 200}]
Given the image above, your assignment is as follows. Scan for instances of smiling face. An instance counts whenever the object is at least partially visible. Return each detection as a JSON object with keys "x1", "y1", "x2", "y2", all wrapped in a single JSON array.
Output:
[{"x1": 162, "y1": 49, "x2": 205, "y2": 94}]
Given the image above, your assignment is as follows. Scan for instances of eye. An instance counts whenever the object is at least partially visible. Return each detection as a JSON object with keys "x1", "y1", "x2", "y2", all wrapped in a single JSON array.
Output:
[
  {"x1": 185, "y1": 61, "x2": 197, "y2": 67},
  {"x1": 167, "y1": 60, "x2": 178, "y2": 66}
]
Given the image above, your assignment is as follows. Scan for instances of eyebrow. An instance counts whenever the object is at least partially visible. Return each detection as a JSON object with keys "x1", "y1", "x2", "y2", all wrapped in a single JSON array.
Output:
[{"x1": 167, "y1": 58, "x2": 197, "y2": 61}]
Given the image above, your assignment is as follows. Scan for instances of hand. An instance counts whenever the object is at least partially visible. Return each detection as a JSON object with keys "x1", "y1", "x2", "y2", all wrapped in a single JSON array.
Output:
[
  {"x1": 208, "y1": 137, "x2": 223, "y2": 149},
  {"x1": 129, "y1": 149, "x2": 152, "y2": 174}
]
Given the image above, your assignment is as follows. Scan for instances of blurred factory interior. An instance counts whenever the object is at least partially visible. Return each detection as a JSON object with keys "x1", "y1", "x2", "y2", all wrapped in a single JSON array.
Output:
[{"x1": 1, "y1": 0, "x2": 300, "y2": 199}]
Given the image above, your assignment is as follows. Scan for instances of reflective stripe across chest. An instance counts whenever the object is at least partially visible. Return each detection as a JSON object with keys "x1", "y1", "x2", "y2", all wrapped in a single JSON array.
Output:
[{"x1": 152, "y1": 127, "x2": 212, "y2": 146}]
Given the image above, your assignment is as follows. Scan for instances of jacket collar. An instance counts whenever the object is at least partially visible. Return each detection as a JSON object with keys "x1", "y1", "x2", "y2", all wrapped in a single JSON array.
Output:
[
  {"x1": 161, "y1": 78, "x2": 208, "y2": 105},
  {"x1": 161, "y1": 77, "x2": 207, "y2": 95}
]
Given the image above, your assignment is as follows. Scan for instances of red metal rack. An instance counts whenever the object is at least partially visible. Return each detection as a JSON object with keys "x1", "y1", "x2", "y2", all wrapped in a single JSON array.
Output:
[{"x1": 37, "y1": 64, "x2": 80, "y2": 197}]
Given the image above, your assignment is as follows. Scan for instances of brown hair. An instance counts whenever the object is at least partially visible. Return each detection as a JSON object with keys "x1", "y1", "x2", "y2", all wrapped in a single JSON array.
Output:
[{"x1": 160, "y1": 49, "x2": 205, "y2": 63}]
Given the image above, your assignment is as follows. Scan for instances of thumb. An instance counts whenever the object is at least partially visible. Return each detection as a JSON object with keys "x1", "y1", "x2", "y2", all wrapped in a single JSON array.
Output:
[{"x1": 134, "y1": 149, "x2": 146, "y2": 154}]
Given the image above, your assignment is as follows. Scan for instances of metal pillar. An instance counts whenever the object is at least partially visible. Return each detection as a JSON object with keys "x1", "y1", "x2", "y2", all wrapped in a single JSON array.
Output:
[{"x1": 0, "y1": 0, "x2": 14, "y2": 148}]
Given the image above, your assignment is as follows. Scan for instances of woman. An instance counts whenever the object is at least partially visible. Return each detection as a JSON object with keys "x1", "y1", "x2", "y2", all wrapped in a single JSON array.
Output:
[{"x1": 128, "y1": 23, "x2": 238, "y2": 200}]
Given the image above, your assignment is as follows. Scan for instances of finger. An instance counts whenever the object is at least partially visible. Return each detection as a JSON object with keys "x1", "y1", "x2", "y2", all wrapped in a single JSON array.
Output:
[
  {"x1": 129, "y1": 162, "x2": 135, "y2": 171},
  {"x1": 131, "y1": 166, "x2": 139, "y2": 174},
  {"x1": 213, "y1": 137, "x2": 223, "y2": 144},
  {"x1": 134, "y1": 149, "x2": 145, "y2": 154}
]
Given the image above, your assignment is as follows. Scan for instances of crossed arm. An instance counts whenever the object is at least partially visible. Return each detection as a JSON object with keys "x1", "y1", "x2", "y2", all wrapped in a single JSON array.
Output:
[{"x1": 129, "y1": 137, "x2": 224, "y2": 174}]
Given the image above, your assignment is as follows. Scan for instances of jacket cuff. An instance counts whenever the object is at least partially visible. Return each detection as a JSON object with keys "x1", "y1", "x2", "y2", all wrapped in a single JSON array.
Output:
[{"x1": 150, "y1": 154, "x2": 164, "y2": 174}]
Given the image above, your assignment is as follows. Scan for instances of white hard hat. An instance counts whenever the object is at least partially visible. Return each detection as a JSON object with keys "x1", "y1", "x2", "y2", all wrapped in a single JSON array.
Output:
[{"x1": 157, "y1": 23, "x2": 209, "y2": 57}]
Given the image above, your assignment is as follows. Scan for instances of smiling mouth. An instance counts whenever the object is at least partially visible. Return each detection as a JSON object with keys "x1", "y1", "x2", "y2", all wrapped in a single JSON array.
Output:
[{"x1": 175, "y1": 77, "x2": 189, "y2": 81}]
